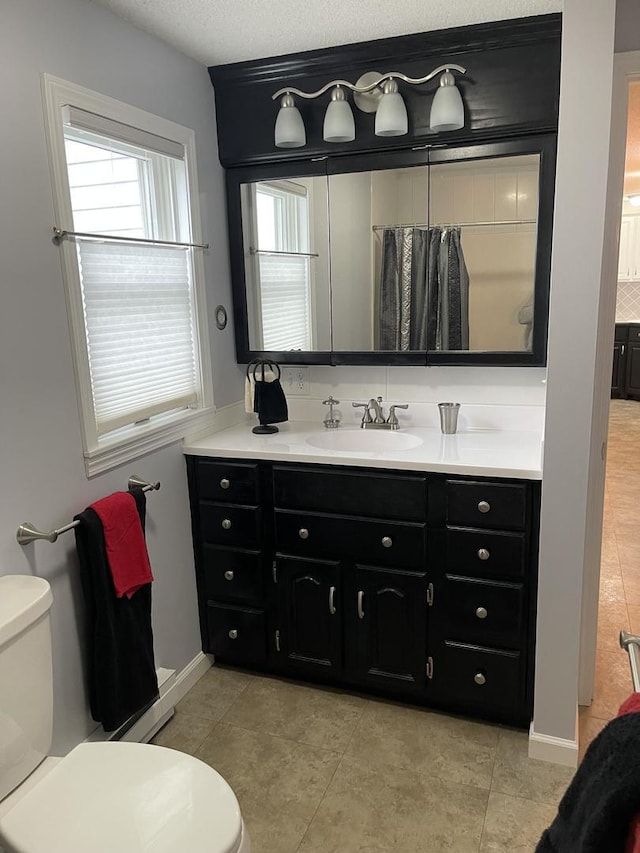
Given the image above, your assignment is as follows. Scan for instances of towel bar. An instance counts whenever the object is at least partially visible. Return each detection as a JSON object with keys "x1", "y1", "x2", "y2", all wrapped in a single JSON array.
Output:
[
  {"x1": 16, "y1": 475, "x2": 160, "y2": 545},
  {"x1": 620, "y1": 630, "x2": 640, "y2": 693}
]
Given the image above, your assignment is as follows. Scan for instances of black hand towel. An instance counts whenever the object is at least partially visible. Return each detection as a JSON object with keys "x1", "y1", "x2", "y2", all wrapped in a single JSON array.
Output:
[
  {"x1": 253, "y1": 364, "x2": 288, "y2": 425},
  {"x1": 536, "y1": 711, "x2": 640, "y2": 852},
  {"x1": 74, "y1": 488, "x2": 158, "y2": 732}
]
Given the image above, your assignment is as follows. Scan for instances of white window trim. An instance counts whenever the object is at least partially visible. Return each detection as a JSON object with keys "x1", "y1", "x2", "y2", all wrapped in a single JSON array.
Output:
[{"x1": 41, "y1": 74, "x2": 214, "y2": 476}]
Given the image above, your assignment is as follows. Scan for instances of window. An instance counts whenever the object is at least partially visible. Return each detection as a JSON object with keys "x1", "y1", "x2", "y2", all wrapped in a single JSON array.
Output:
[
  {"x1": 43, "y1": 76, "x2": 213, "y2": 474},
  {"x1": 252, "y1": 181, "x2": 313, "y2": 350}
]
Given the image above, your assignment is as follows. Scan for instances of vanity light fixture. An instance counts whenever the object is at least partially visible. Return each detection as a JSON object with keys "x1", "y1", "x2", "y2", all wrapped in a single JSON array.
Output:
[{"x1": 272, "y1": 64, "x2": 466, "y2": 148}]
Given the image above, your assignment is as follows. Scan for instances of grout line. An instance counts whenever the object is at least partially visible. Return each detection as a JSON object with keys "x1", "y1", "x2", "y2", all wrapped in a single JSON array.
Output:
[
  {"x1": 294, "y1": 755, "x2": 345, "y2": 853},
  {"x1": 478, "y1": 728, "x2": 501, "y2": 850}
]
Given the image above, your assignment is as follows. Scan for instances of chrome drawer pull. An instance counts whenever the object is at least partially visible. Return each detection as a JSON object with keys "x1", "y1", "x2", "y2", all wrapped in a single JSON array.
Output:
[
  {"x1": 474, "y1": 672, "x2": 486, "y2": 685},
  {"x1": 224, "y1": 570, "x2": 234, "y2": 581},
  {"x1": 220, "y1": 478, "x2": 230, "y2": 489},
  {"x1": 382, "y1": 536, "x2": 393, "y2": 548},
  {"x1": 477, "y1": 548, "x2": 490, "y2": 561},
  {"x1": 329, "y1": 586, "x2": 337, "y2": 615},
  {"x1": 298, "y1": 528, "x2": 309, "y2": 540},
  {"x1": 478, "y1": 501, "x2": 491, "y2": 513},
  {"x1": 475, "y1": 606, "x2": 488, "y2": 619},
  {"x1": 222, "y1": 518, "x2": 232, "y2": 530},
  {"x1": 228, "y1": 629, "x2": 238, "y2": 640},
  {"x1": 357, "y1": 590, "x2": 365, "y2": 619}
]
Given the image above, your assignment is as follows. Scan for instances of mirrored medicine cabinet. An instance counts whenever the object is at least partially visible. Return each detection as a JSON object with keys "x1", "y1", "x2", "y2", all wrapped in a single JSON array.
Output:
[{"x1": 226, "y1": 135, "x2": 556, "y2": 367}]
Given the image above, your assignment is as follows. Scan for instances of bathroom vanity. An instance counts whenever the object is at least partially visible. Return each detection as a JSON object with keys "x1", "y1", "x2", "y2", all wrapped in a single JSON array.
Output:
[{"x1": 184, "y1": 424, "x2": 541, "y2": 726}]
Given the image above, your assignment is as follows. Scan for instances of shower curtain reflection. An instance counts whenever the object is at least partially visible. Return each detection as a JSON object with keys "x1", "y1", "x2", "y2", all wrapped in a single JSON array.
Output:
[{"x1": 378, "y1": 226, "x2": 469, "y2": 351}]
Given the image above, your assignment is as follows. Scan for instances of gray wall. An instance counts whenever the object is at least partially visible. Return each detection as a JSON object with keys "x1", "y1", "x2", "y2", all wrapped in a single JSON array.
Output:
[
  {"x1": 615, "y1": 0, "x2": 640, "y2": 53},
  {"x1": 1, "y1": 0, "x2": 242, "y2": 753}
]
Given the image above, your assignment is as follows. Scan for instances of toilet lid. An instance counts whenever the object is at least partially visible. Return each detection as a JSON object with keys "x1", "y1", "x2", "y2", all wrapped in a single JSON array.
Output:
[{"x1": 0, "y1": 742, "x2": 243, "y2": 853}]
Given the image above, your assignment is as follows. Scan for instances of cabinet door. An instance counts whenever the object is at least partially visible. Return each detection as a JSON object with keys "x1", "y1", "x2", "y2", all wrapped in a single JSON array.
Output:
[
  {"x1": 618, "y1": 215, "x2": 633, "y2": 279},
  {"x1": 277, "y1": 556, "x2": 342, "y2": 677},
  {"x1": 626, "y1": 337, "x2": 640, "y2": 399},
  {"x1": 349, "y1": 565, "x2": 427, "y2": 694}
]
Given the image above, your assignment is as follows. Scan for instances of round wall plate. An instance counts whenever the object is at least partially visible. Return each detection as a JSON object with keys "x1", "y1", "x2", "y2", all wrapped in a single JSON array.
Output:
[
  {"x1": 354, "y1": 72, "x2": 384, "y2": 113},
  {"x1": 215, "y1": 305, "x2": 228, "y2": 330}
]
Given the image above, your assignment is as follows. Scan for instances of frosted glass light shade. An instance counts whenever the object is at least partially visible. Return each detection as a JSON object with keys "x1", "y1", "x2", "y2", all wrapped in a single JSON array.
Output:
[
  {"x1": 275, "y1": 101, "x2": 306, "y2": 148},
  {"x1": 430, "y1": 83, "x2": 464, "y2": 132},
  {"x1": 323, "y1": 99, "x2": 355, "y2": 143},
  {"x1": 375, "y1": 91, "x2": 408, "y2": 137}
]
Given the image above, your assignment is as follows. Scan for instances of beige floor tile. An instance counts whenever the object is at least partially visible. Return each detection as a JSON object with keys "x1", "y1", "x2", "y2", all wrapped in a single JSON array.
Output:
[
  {"x1": 490, "y1": 729, "x2": 574, "y2": 806},
  {"x1": 622, "y1": 569, "x2": 640, "y2": 605},
  {"x1": 586, "y1": 648, "x2": 634, "y2": 720},
  {"x1": 578, "y1": 711, "x2": 608, "y2": 763},
  {"x1": 599, "y1": 571, "x2": 627, "y2": 604},
  {"x1": 345, "y1": 698, "x2": 499, "y2": 790},
  {"x1": 222, "y1": 674, "x2": 365, "y2": 752},
  {"x1": 628, "y1": 604, "x2": 640, "y2": 633},
  {"x1": 297, "y1": 754, "x2": 489, "y2": 853},
  {"x1": 176, "y1": 665, "x2": 252, "y2": 721},
  {"x1": 596, "y1": 600, "x2": 629, "y2": 652},
  {"x1": 151, "y1": 709, "x2": 216, "y2": 755},
  {"x1": 479, "y1": 791, "x2": 557, "y2": 853},
  {"x1": 196, "y1": 722, "x2": 340, "y2": 853}
]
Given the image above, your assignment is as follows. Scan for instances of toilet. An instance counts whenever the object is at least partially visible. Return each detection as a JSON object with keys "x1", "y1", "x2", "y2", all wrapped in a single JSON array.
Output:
[{"x1": 0, "y1": 575, "x2": 250, "y2": 852}]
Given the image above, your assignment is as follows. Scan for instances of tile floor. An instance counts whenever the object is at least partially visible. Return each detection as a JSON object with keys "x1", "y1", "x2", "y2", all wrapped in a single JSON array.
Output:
[
  {"x1": 579, "y1": 399, "x2": 640, "y2": 754},
  {"x1": 152, "y1": 403, "x2": 640, "y2": 852}
]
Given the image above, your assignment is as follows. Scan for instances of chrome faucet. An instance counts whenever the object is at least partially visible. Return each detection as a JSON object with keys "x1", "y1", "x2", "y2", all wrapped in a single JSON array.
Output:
[{"x1": 352, "y1": 397, "x2": 409, "y2": 430}]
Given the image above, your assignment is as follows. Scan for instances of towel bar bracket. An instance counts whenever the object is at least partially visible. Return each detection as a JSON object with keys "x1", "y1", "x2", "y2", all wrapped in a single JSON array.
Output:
[
  {"x1": 620, "y1": 630, "x2": 640, "y2": 693},
  {"x1": 16, "y1": 475, "x2": 161, "y2": 546}
]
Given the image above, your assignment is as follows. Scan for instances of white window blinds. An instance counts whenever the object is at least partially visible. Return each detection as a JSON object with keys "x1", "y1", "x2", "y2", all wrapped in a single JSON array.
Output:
[
  {"x1": 258, "y1": 253, "x2": 312, "y2": 351},
  {"x1": 78, "y1": 240, "x2": 198, "y2": 435}
]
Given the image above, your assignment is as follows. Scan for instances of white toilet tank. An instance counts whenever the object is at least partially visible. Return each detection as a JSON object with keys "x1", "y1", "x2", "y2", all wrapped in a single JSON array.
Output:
[{"x1": 0, "y1": 576, "x2": 54, "y2": 802}]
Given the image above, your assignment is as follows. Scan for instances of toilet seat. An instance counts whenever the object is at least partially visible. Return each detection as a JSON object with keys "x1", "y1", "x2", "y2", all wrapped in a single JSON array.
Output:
[{"x1": 0, "y1": 742, "x2": 244, "y2": 853}]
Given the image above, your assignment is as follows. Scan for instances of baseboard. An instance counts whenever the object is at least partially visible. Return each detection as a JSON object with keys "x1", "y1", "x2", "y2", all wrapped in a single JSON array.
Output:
[
  {"x1": 529, "y1": 722, "x2": 579, "y2": 768},
  {"x1": 85, "y1": 652, "x2": 212, "y2": 746}
]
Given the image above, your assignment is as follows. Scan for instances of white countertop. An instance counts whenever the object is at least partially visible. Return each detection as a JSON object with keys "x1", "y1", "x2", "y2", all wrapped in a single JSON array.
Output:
[{"x1": 183, "y1": 421, "x2": 543, "y2": 480}]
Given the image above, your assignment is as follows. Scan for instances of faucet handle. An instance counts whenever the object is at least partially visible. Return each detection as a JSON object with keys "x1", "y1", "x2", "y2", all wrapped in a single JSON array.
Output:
[
  {"x1": 387, "y1": 404, "x2": 409, "y2": 428},
  {"x1": 352, "y1": 402, "x2": 372, "y2": 424},
  {"x1": 323, "y1": 396, "x2": 340, "y2": 406}
]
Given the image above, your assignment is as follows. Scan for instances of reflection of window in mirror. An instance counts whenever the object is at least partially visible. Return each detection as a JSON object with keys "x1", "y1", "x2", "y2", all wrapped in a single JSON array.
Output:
[{"x1": 251, "y1": 180, "x2": 313, "y2": 351}]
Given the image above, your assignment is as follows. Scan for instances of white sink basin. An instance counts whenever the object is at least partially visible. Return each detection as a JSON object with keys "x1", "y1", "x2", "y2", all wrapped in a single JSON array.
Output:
[{"x1": 306, "y1": 429, "x2": 423, "y2": 453}]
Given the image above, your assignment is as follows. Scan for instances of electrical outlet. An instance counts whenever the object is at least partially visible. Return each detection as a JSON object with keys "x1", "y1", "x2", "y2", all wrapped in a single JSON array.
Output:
[{"x1": 282, "y1": 366, "x2": 310, "y2": 396}]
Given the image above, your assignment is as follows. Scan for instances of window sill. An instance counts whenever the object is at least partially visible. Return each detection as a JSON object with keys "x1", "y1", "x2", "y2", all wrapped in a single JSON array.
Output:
[{"x1": 84, "y1": 406, "x2": 216, "y2": 477}]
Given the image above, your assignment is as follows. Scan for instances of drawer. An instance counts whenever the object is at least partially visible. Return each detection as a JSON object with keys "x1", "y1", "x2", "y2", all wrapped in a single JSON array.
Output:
[
  {"x1": 206, "y1": 603, "x2": 267, "y2": 665},
  {"x1": 433, "y1": 641, "x2": 522, "y2": 718},
  {"x1": 273, "y1": 465, "x2": 427, "y2": 521},
  {"x1": 629, "y1": 324, "x2": 640, "y2": 342},
  {"x1": 446, "y1": 528, "x2": 526, "y2": 579},
  {"x1": 199, "y1": 503, "x2": 261, "y2": 548},
  {"x1": 202, "y1": 545, "x2": 265, "y2": 603},
  {"x1": 615, "y1": 324, "x2": 629, "y2": 342},
  {"x1": 445, "y1": 480, "x2": 527, "y2": 530},
  {"x1": 197, "y1": 460, "x2": 259, "y2": 504},
  {"x1": 275, "y1": 510, "x2": 426, "y2": 569},
  {"x1": 442, "y1": 576, "x2": 525, "y2": 648}
]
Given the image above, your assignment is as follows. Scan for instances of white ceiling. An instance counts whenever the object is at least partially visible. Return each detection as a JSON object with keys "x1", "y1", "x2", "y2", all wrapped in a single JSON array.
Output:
[{"x1": 89, "y1": 0, "x2": 560, "y2": 67}]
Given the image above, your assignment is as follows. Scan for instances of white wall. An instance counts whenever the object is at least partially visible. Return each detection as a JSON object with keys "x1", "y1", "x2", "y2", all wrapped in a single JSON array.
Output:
[
  {"x1": 1, "y1": 0, "x2": 242, "y2": 753},
  {"x1": 532, "y1": 0, "x2": 616, "y2": 759}
]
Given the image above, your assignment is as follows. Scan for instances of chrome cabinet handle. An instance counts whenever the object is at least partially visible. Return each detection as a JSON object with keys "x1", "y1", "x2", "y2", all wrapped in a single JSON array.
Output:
[
  {"x1": 474, "y1": 672, "x2": 486, "y2": 685},
  {"x1": 357, "y1": 590, "x2": 365, "y2": 619},
  {"x1": 475, "y1": 606, "x2": 488, "y2": 619},
  {"x1": 478, "y1": 501, "x2": 491, "y2": 513},
  {"x1": 298, "y1": 528, "x2": 309, "y2": 540},
  {"x1": 228, "y1": 629, "x2": 238, "y2": 640},
  {"x1": 477, "y1": 548, "x2": 490, "y2": 561},
  {"x1": 220, "y1": 478, "x2": 230, "y2": 489},
  {"x1": 381, "y1": 536, "x2": 393, "y2": 548},
  {"x1": 224, "y1": 570, "x2": 234, "y2": 581},
  {"x1": 426, "y1": 582, "x2": 434, "y2": 607},
  {"x1": 622, "y1": 344, "x2": 626, "y2": 356},
  {"x1": 222, "y1": 518, "x2": 232, "y2": 530},
  {"x1": 329, "y1": 586, "x2": 337, "y2": 615}
]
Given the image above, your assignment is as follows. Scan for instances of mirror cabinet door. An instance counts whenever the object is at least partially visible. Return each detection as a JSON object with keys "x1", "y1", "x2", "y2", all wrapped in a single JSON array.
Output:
[
  {"x1": 427, "y1": 152, "x2": 540, "y2": 354},
  {"x1": 240, "y1": 175, "x2": 331, "y2": 353}
]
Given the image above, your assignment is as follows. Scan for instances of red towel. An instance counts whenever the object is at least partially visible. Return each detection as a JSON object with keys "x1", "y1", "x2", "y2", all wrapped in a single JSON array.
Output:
[
  {"x1": 90, "y1": 492, "x2": 153, "y2": 599},
  {"x1": 619, "y1": 692, "x2": 640, "y2": 853}
]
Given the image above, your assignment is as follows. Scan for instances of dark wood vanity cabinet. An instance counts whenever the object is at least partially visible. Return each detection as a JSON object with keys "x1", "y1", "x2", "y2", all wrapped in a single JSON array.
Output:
[
  {"x1": 613, "y1": 324, "x2": 640, "y2": 400},
  {"x1": 186, "y1": 456, "x2": 540, "y2": 726}
]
